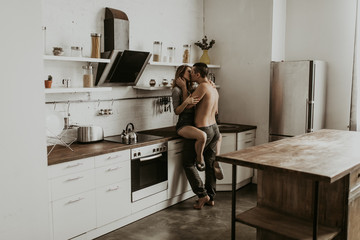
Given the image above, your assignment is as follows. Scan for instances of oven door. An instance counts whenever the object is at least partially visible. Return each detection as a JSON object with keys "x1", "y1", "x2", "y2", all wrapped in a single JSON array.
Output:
[{"x1": 131, "y1": 152, "x2": 168, "y2": 202}]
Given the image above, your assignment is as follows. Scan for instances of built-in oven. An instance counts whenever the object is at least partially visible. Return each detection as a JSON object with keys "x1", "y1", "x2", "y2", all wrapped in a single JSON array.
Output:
[{"x1": 131, "y1": 142, "x2": 168, "y2": 202}]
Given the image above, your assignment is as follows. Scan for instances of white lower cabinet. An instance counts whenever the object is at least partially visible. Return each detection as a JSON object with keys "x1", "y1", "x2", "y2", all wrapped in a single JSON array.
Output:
[
  {"x1": 168, "y1": 139, "x2": 192, "y2": 199},
  {"x1": 96, "y1": 180, "x2": 131, "y2": 227},
  {"x1": 48, "y1": 149, "x2": 131, "y2": 240},
  {"x1": 217, "y1": 130, "x2": 256, "y2": 191},
  {"x1": 52, "y1": 191, "x2": 96, "y2": 240},
  {"x1": 94, "y1": 152, "x2": 131, "y2": 227}
]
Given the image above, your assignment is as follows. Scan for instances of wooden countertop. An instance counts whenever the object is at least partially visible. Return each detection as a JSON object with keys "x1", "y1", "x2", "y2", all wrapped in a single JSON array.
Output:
[
  {"x1": 48, "y1": 123, "x2": 256, "y2": 166},
  {"x1": 216, "y1": 129, "x2": 360, "y2": 183}
]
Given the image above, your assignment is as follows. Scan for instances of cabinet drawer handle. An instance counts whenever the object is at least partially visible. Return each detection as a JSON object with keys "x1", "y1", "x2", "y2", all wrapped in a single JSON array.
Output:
[
  {"x1": 175, "y1": 141, "x2": 183, "y2": 144},
  {"x1": 245, "y1": 140, "x2": 253, "y2": 144},
  {"x1": 65, "y1": 176, "x2": 83, "y2": 182},
  {"x1": 106, "y1": 155, "x2": 120, "y2": 160},
  {"x1": 245, "y1": 132, "x2": 253, "y2": 135},
  {"x1": 175, "y1": 151, "x2": 183, "y2": 155},
  {"x1": 107, "y1": 186, "x2": 120, "y2": 192},
  {"x1": 66, "y1": 197, "x2": 84, "y2": 204},
  {"x1": 106, "y1": 167, "x2": 120, "y2": 172},
  {"x1": 66, "y1": 162, "x2": 83, "y2": 168}
]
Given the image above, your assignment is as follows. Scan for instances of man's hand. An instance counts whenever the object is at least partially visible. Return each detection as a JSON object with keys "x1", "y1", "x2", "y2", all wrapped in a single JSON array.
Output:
[{"x1": 184, "y1": 95, "x2": 199, "y2": 105}]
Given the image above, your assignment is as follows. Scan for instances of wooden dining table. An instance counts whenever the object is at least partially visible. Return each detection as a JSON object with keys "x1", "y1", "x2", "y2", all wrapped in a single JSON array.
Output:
[{"x1": 216, "y1": 129, "x2": 360, "y2": 240}]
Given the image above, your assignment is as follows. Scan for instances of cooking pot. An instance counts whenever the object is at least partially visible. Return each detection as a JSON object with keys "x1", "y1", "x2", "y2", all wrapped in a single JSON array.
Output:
[{"x1": 77, "y1": 125, "x2": 104, "y2": 143}]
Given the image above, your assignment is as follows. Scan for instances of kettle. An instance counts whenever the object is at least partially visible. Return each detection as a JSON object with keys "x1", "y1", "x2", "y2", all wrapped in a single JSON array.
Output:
[{"x1": 121, "y1": 123, "x2": 137, "y2": 144}]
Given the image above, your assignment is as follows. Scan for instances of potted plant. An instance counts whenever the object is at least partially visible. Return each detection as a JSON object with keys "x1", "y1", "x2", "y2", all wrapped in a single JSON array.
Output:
[
  {"x1": 194, "y1": 36, "x2": 215, "y2": 64},
  {"x1": 45, "y1": 75, "x2": 52, "y2": 88}
]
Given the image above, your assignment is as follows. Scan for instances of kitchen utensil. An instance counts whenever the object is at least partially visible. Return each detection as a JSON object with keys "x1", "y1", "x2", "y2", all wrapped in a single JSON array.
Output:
[
  {"x1": 77, "y1": 125, "x2": 104, "y2": 143},
  {"x1": 121, "y1": 123, "x2": 137, "y2": 144},
  {"x1": 46, "y1": 109, "x2": 64, "y2": 136}
]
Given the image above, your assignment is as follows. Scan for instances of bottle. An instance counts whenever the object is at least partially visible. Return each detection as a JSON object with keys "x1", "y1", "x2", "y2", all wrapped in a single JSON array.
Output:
[
  {"x1": 82, "y1": 65, "x2": 93, "y2": 87},
  {"x1": 182, "y1": 44, "x2": 191, "y2": 63},
  {"x1": 91, "y1": 33, "x2": 101, "y2": 58},
  {"x1": 153, "y1": 41, "x2": 162, "y2": 62},
  {"x1": 167, "y1": 47, "x2": 175, "y2": 63}
]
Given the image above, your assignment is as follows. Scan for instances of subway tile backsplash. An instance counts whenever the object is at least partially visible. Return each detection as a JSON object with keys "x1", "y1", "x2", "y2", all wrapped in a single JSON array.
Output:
[{"x1": 45, "y1": 96, "x2": 176, "y2": 144}]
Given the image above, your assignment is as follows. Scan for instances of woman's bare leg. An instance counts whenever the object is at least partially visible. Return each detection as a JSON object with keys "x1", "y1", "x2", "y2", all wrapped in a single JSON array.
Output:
[{"x1": 178, "y1": 126, "x2": 207, "y2": 165}]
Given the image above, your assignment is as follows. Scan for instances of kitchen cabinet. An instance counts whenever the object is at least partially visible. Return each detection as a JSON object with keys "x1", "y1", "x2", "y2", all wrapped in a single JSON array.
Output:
[
  {"x1": 48, "y1": 157, "x2": 96, "y2": 240},
  {"x1": 167, "y1": 139, "x2": 192, "y2": 199},
  {"x1": 48, "y1": 149, "x2": 131, "y2": 240},
  {"x1": 217, "y1": 129, "x2": 255, "y2": 191},
  {"x1": 94, "y1": 150, "x2": 131, "y2": 227}
]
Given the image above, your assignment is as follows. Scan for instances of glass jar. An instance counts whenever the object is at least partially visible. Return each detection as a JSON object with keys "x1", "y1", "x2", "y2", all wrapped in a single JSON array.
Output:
[
  {"x1": 182, "y1": 44, "x2": 191, "y2": 63},
  {"x1": 82, "y1": 65, "x2": 93, "y2": 87},
  {"x1": 167, "y1": 47, "x2": 175, "y2": 63},
  {"x1": 152, "y1": 41, "x2": 162, "y2": 62},
  {"x1": 91, "y1": 33, "x2": 101, "y2": 58},
  {"x1": 71, "y1": 46, "x2": 83, "y2": 57}
]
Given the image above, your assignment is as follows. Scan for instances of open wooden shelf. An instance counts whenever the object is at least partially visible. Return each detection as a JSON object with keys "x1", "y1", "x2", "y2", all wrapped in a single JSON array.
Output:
[{"x1": 236, "y1": 207, "x2": 340, "y2": 240}]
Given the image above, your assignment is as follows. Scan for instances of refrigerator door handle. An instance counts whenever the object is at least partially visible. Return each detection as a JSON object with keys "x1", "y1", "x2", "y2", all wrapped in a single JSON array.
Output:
[{"x1": 306, "y1": 99, "x2": 315, "y2": 133}]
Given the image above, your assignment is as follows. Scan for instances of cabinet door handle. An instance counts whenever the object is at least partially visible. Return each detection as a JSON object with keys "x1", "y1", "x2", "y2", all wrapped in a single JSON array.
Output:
[
  {"x1": 106, "y1": 167, "x2": 120, "y2": 172},
  {"x1": 66, "y1": 162, "x2": 83, "y2": 168},
  {"x1": 107, "y1": 186, "x2": 120, "y2": 192},
  {"x1": 65, "y1": 176, "x2": 83, "y2": 182},
  {"x1": 66, "y1": 197, "x2": 84, "y2": 204}
]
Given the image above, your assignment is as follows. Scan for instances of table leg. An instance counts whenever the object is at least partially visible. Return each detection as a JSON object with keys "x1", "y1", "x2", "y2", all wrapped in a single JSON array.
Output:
[
  {"x1": 313, "y1": 181, "x2": 319, "y2": 240},
  {"x1": 232, "y1": 164, "x2": 237, "y2": 240}
]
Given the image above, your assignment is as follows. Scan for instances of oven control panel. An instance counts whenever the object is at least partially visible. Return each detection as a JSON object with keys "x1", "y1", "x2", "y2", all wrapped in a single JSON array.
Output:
[{"x1": 131, "y1": 142, "x2": 167, "y2": 159}]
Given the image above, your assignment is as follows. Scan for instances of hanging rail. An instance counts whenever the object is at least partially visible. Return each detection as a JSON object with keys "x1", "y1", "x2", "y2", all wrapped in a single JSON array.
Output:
[{"x1": 45, "y1": 95, "x2": 172, "y2": 104}]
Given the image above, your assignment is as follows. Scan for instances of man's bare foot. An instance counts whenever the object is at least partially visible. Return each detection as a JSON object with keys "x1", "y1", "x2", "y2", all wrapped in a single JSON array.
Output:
[
  {"x1": 193, "y1": 195, "x2": 210, "y2": 210},
  {"x1": 196, "y1": 199, "x2": 215, "y2": 206}
]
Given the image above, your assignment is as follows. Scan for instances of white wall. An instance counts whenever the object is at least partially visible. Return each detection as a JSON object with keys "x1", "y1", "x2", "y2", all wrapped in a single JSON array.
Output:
[
  {"x1": 43, "y1": 0, "x2": 204, "y2": 135},
  {"x1": 285, "y1": 0, "x2": 357, "y2": 130},
  {"x1": 204, "y1": 0, "x2": 274, "y2": 144},
  {"x1": 0, "y1": 1, "x2": 50, "y2": 239},
  {"x1": 272, "y1": 0, "x2": 287, "y2": 61}
]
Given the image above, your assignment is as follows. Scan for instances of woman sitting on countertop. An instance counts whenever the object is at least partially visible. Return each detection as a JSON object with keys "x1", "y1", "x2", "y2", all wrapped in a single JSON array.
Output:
[{"x1": 171, "y1": 65, "x2": 223, "y2": 178}]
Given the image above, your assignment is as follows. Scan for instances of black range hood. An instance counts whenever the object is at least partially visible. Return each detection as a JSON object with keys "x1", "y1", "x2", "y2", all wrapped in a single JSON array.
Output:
[
  {"x1": 95, "y1": 50, "x2": 151, "y2": 86},
  {"x1": 95, "y1": 8, "x2": 151, "y2": 87}
]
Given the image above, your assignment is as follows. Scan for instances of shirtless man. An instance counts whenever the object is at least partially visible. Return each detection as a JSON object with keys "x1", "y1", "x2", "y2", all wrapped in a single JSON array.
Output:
[{"x1": 183, "y1": 62, "x2": 221, "y2": 209}]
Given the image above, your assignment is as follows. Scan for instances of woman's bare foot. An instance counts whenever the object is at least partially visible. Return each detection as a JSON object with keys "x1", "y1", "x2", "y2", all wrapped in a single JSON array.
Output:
[
  {"x1": 193, "y1": 195, "x2": 210, "y2": 210},
  {"x1": 195, "y1": 157, "x2": 206, "y2": 171}
]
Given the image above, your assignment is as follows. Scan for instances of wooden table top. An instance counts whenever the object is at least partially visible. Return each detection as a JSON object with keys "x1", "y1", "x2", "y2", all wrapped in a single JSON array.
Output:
[{"x1": 216, "y1": 129, "x2": 360, "y2": 183}]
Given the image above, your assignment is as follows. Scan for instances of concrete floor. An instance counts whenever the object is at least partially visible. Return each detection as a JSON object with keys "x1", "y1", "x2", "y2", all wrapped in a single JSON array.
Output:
[{"x1": 95, "y1": 184, "x2": 257, "y2": 240}]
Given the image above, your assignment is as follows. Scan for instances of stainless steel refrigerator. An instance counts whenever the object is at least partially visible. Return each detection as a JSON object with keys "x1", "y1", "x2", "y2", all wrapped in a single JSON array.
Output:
[{"x1": 269, "y1": 60, "x2": 327, "y2": 142}]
